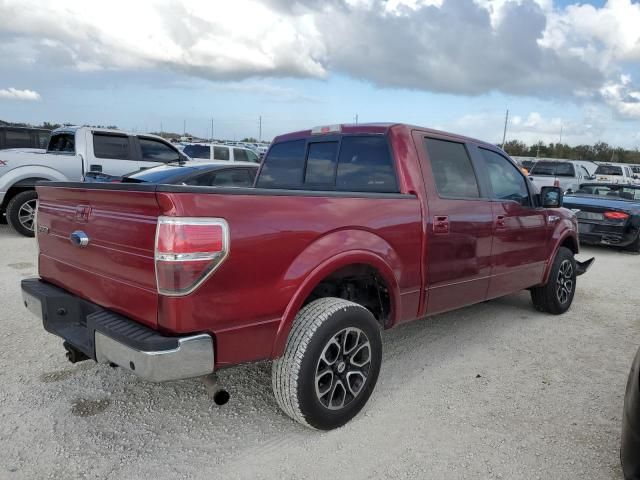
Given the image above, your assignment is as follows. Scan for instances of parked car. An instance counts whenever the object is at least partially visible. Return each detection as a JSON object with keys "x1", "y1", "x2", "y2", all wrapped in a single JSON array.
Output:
[
  {"x1": 594, "y1": 163, "x2": 636, "y2": 185},
  {"x1": 22, "y1": 123, "x2": 592, "y2": 430},
  {"x1": 181, "y1": 143, "x2": 261, "y2": 164},
  {"x1": 563, "y1": 183, "x2": 640, "y2": 252},
  {"x1": 621, "y1": 346, "x2": 640, "y2": 480},
  {"x1": 0, "y1": 126, "x2": 184, "y2": 236},
  {"x1": 85, "y1": 161, "x2": 258, "y2": 187},
  {"x1": 0, "y1": 126, "x2": 50, "y2": 150},
  {"x1": 528, "y1": 160, "x2": 597, "y2": 193}
]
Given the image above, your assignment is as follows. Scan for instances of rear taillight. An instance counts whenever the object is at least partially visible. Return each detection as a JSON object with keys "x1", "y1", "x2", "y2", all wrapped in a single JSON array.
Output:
[
  {"x1": 154, "y1": 217, "x2": 229, "y2": 296},
  {"x1": 604, "y1": 211, "x2": 629, "y2": 220}
]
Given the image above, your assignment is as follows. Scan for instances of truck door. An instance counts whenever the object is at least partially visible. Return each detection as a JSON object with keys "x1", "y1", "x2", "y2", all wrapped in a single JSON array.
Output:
[
  {"x1": 473, "y1": 148, "x2": 548, "y2": 298},
  {"x1": 88, "y1": 132, "x2": 141, "y2": 176},
  {"x1": 415, "y1": 134, "x2": 494, "y2": 315}
]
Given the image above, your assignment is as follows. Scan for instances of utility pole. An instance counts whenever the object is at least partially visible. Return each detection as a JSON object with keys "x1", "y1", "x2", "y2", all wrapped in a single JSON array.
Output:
[
  {"x1": 259, "y1": 115, "x2": 262, "y2": 142},
  {"x1": 183, "y1": 120, "x2": 186, "y2": 136},
  {"x1": 211, "y1": 117, "x2": 214, "y2": 142},
  {"x1": 160, "y1": 121, "x2": 163, "y2": 137},
  {"x1": 559, "y1": 124, "x2": 563, "y2": 144},
  {"x1": 355, "y1": 114, "x2": 358, "y2": 124},
  {"x1": 501, "y1": 109, "x2": 509, "y2": 149}
]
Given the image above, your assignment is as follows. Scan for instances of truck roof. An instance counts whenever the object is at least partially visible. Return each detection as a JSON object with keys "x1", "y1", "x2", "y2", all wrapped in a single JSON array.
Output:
[
  {"x1": 52, "y1": 125, "x2": 166, "y2": 142},
  {"x1": 273, "y1": 123, "x2": 499, "y2": 151}
]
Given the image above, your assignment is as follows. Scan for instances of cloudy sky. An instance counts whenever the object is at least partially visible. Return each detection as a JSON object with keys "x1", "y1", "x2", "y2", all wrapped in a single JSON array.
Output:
[{"x1": 0, "y1": 0, "x2": 639, "y2": 147}]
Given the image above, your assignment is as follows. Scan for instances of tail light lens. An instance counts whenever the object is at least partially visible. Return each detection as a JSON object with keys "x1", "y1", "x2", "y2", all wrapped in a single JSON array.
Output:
[
  {"x1": 604, "y1": 211, "x2": 629, "y2": 221},
  {"x1": 155, "y1": 217, "x2": 229, "y2": 296}
]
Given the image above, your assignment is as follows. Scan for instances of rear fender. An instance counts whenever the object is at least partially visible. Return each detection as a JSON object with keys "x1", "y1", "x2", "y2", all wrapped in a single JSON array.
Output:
[{"x1": 271, "y1": 230, "x2": 402, "y2": 358}]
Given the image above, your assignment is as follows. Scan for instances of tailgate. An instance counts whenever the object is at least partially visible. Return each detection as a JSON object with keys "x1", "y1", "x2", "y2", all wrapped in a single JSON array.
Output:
[{"x1": 36, "y1": 183, "x2": 160, "y2": 328}]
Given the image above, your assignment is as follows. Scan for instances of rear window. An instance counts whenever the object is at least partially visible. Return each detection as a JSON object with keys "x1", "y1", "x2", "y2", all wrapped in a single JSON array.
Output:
[
  {"x1": 93, "y1": 133, "x2": 130, "y2": 160},
  {"x1": 257, "y1": 140, "x2": 306, "y2": 188},
  {"x1": 530, "y1": 161, "x2": 575, "y2": 177},
  {"x1": 125, "y1": 165, "x2": 198, "y2": 183},
  {"x1": 595, "y1": 165, "x2": 623, "y2": 176},
  {"x1": 183, "y1": 145, "x2": 210, "y2": 159}
]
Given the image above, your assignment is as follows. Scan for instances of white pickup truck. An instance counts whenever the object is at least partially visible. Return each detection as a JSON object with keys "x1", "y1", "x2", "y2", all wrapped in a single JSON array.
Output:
[
  {"x1": 0, "y1": 126, "x2": 184, "y2": 236},
  {"x1": 528, "y1": 159, "x2": 598, "y2": 194}
]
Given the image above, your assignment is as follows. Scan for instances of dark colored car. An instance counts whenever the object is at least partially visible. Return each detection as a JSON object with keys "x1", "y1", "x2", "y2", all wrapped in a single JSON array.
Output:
[
  {"x1": 622, "y1": 346, "x2": 640, "y2": 479},
  {"x1": 0, "y1": 126, "x2": 50, "y2": 150},
  {"x1": 84, "y1": 161, "x2": 258, "y2": 187},
  {"x1": 563, "y1": 183, "x2": 640, "y2": 252}
]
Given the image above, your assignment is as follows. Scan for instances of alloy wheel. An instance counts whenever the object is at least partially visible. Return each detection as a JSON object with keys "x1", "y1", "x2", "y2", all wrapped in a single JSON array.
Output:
[{"x1": 556, "y1": 259, "x2": 574, "y2": 304}]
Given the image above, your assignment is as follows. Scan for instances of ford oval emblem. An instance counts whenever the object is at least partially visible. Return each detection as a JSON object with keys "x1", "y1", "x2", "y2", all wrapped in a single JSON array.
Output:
[{"x1": 70, "y1": 230, "x2": 90, "y2": 248}]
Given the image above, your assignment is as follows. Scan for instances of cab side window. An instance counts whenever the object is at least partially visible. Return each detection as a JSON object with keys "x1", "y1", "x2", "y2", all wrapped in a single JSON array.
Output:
[
  {"x1": 425, "y1": 138, "x2": 480, "y2": 198},
  {"x1": 479, "y1": 148, "x2": 530, "y2": 206}
]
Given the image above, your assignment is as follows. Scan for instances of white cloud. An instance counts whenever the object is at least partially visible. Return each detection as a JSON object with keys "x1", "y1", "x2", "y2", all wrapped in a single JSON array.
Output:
[
  {"x1": 1, "y1": 0, "x2": 640, "y2": 117},
  {"x1": 0, "y1": 87, "x2": 41, "y2": 101}
]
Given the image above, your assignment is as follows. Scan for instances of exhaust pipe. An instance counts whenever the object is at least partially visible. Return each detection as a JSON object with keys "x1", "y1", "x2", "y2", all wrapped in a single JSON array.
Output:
[{"x1": 201, "y1": 373, "x2": 230, "y2": 406}]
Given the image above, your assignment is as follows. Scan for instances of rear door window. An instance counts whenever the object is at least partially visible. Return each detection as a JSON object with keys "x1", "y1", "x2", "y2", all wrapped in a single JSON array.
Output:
[
  {"x1": 336, "y1": 136, "x2": 398, "y2": 192},
  {"x1": 139, "y1": 138, "x2": 180, "y2": 162},
  {"x1": 213, "y1": 146, "x2": 230, "y2": 161},
  {"x1": 93, "y1": 133, "x2": 130, "y2": 159},
  {"x1": 257, "y1": 139, "x2": 305, "y2": 188},
  {"x1": 424, "y1": 138, "x2": 480, "y2": 198},
  {"x1": 305, "y1": 142, "x2": 338, "y2": 186}
]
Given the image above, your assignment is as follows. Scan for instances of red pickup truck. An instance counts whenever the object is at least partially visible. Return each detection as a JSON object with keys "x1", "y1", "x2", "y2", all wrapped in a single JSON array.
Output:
[{"x1": 22, "y1": 123, "x2": 592, "y2": 430}]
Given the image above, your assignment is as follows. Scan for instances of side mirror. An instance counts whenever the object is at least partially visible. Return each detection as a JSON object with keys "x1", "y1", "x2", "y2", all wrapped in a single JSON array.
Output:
[{"x1": 540, "y1": 186, "x2": 563, "y2": 208}]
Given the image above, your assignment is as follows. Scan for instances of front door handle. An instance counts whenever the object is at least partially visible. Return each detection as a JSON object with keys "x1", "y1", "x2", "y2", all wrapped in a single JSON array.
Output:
[
  {"x1": 433, "y1": 215, "x2": 449, "y2": 234},
  {"x1": 496, "y1": 215, "x2": 506, "y2": 229}
]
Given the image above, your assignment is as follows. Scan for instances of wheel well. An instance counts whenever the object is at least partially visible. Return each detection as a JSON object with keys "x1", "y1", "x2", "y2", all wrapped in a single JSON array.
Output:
[
  {"x1": 1, "y1": 178, "x2": 45, "y2": 210},
  {"x1": 560, "y1": 236, "x2": 578, "y2": 254},
  {"x1": 303, "y1": 264, "x2": 392, "y2": 327}
]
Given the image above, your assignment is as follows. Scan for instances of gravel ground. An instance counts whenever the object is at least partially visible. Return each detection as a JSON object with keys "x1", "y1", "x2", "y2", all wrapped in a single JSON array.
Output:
[{"x1": 0, "y1": 222, "x2": 636, "y2": 479}]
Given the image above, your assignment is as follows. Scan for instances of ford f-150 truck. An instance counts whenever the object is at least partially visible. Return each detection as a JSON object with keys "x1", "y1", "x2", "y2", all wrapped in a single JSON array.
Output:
[
  {"x1": 0, "y1": 126, "x2": 183, "y2": 236},
  {"x1": 21, "y1": 123, "x2": 593, "y2": 430}
]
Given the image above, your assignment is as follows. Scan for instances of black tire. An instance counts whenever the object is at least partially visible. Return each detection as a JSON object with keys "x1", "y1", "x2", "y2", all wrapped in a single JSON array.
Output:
[
  {"x1": 530, "y1": 246, "x2": 576, "y2": 315},
  {"x1": 6, "y1": 190, "x2": 38, "y2": 237},
  {"x1": 625, "y1": 234, "x2": 640, "y2": 253},
  {"x1": 272, "y1": 297, "x2": 382, "y2": 430}
]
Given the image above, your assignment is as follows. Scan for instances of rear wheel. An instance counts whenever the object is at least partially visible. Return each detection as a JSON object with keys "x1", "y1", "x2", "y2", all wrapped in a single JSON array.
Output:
[
  {"x1": 530, "y1": 246, "x2": 576, "y2": 315},
  {"x1": 272, "y1": 297, "x2": 382, "y2": 430},
  {"x1": 7, "y1": 190, "x2": 38, "y2": 237},
  {"x1": 625, "y1": 234, "x2": 640, "y2": 253}
]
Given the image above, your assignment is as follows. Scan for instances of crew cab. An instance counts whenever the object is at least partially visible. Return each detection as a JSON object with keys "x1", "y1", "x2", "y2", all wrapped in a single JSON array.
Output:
[
  {"x1": 0, "y1": 126, "x2": 183, "y2": 236},
  {"x1": 21, "y1": 123, "x2": 592, "y2": 430}
]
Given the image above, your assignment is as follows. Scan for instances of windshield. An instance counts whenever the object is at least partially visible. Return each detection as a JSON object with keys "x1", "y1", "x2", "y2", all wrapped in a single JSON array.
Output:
[
  {"x1": 124, "y1": 164, "x2": 197, "y2": 183},
  {"x1": 530, "y1": 161, "x2": 575, "y2": 177},
  {"x1": 595, "y1": 165, "x2": 623, "y2": 175},
  {"x1": 574, "y1": 184, "x2": 640, "y2": 200}
]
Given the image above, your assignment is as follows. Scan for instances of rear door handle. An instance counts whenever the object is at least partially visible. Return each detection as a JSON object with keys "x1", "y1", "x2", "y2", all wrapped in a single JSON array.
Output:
[
  {"x1": 496, "y1": 215, "x2": 506, "y2": 229},
  {"x1": 433, "y1": 215, "x2": 449, "y2": 234}
]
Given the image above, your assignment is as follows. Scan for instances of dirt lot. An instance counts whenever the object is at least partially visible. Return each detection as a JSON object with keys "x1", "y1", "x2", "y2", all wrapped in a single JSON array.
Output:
[{"x1": 0, "y1": 223, "x2": 636, "y2": 479}]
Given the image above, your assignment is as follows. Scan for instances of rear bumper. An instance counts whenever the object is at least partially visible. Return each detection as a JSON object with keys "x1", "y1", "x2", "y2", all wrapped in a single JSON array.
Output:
[
  {"x1": 578, "y1": 222, "x2": 639, "y2": 247},
  {"x1": 21, "y1": 278, "x2": 214, "y2": 382}
]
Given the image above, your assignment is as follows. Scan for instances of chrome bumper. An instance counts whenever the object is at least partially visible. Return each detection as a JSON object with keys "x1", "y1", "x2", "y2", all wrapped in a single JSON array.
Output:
[
  {"x1": 21, "y1": 278, "x2": 214, "y2": 382},
  {"x1": 94, "y1": 332, "x2": 214, "y2": 382}
]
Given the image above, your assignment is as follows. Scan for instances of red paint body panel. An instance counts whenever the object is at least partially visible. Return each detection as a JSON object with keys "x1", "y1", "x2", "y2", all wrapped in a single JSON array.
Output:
[{"x1": 34, "y1": 124, "x2": 579, "y2": 369}]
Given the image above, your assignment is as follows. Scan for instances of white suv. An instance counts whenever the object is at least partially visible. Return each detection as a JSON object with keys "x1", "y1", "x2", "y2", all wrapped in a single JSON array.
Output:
[{"x1": 182, "y1": 143, "x2": 260, "y2": 163}]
